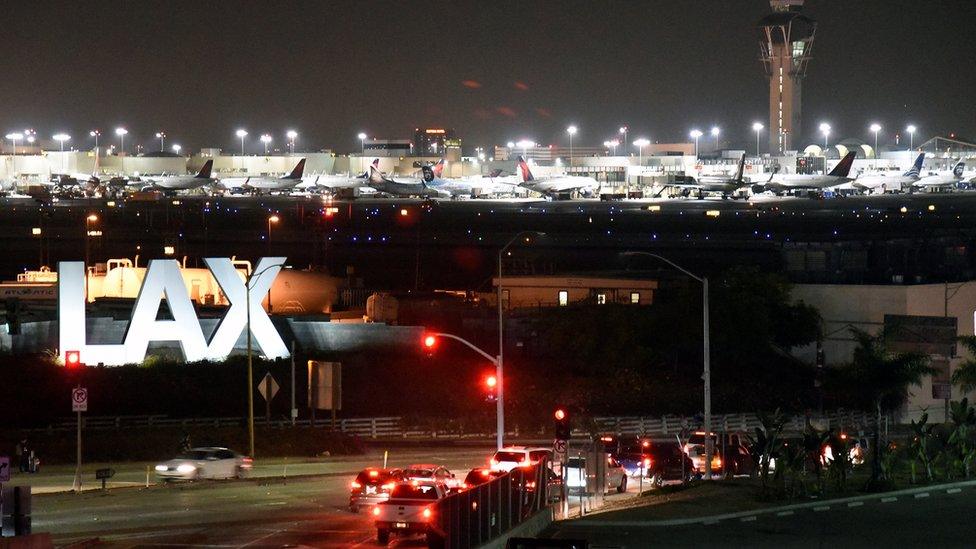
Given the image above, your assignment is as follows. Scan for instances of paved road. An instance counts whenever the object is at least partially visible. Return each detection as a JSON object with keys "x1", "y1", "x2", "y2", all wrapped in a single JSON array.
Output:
[
  {"x1": 32, "y1": 447, "x2": 493, "y2": 547},
  {"x1": 547, "y1": 484, "x2": 976, "y2": 548}
]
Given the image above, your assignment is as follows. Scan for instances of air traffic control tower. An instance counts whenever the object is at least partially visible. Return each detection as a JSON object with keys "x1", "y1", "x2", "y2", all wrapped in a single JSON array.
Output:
[{"x1": 758, "y1": 0, "x2": 817, "y2": 155}]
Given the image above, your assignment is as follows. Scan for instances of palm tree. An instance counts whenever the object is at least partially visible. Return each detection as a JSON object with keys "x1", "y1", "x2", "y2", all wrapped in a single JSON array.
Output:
[
  {"x1": 846, "y1": 327, "x2": 933, "y2": 485},
  {"x1": 951, "y1": 336, "x2": 976, "y2": 393}
]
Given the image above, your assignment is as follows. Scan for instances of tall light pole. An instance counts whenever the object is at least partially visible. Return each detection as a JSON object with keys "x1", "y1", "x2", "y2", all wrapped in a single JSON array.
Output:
[
  {"x1": 236, "y1": 129, "x2": 248, "y2": 156},
  {"x1": 6, "y1": 132, "x2": 22, "y2": 175},
  {"x1": 89, "y1": 130, "x2": 100, "y2": 152},
  {"x1": 516, "y1": 140, "x2": 534, "y2": 163},
  {"x1": 618, "y1": 126, "x2": 628, "y2": 154},
  {"x1": 53, "y1": 133, "x2": 70, "y2": 173},
  {"x1": 172, "y1": 144, "x2": 182, "y2": 155},
  {"x1": 633, "y1": 138, "x2": 649, "y2": 165},
  {"x1": 115, "y1": 127, "x2": 127, "y2": 155},
  {"x1": 358, "y1": 132, "x2": 367, "y2": 172},
  {"x1": 260, "y1": 134, "x2": 272, "y2": 155},
  {"x1": 155, "y1": 131, "x2": 165, "y2": 152},
  {"x1": 622, "y1": 251, "x2": 712, "y2": 480},
  {"x1": 690, "y1": 129, "x2": 703, "y2": 158},
  {"x1": 286, "y1": 130, "x2": 298, "y2": 154},
  {"x1": 752, "y1": 122, "x2": 763, "y2": 157},
  {"x1": 870, "y1": 123, "x2": 882, "y2": 168},
  {"x1": 710, "y1": 126, "x2": 720, "y2": 152},
  {"x1": 907, "y1": 124, "x2": 917, "y2": 150},
  {"x1": 497, "y1": 231, "x2": 544, "y2": 450},
  {"x1": 566, "y1": 125, "x2": 577, "y2": 168},
  {"x1": 819, "y1": 123, "x2": 831, "y2": 175}
]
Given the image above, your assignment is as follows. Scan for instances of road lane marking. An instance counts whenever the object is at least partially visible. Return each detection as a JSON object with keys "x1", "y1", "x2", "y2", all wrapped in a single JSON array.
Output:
[
  {"x1": 703, "y1": 519, "x2": 719, "y2": 525},
  {"x1": 776, "y1": 510, "x2": 794, "y2": 516},
  {"x1": 813, "y1": 506, "x2": 830, "y2": 512},
  {"x1": 947, "y1": 488, "x2": 962, "y2": 494},
  {"x1": 914, "y1": 492, "x2": 929, "y2": 499},
  {"x1": 740, "y1": 516, "x2": 757, "y2": 522},
  {"x1": 847, "y1": 501, "x2": 863, "y2": 507},
  {"x1": 881, "y1": 497, "x2": 897, "y2": 503}
]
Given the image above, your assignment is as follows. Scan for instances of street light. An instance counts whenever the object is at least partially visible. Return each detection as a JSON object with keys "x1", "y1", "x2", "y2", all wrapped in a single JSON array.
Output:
[
  {"x1": 869, "y1": 123, "x2": 882, "y2": 166},
  {"x1": 566, "y1": 125, "x2": 577, "y2": 168},
  {"x1": 710, "y1": 127, "x2": 720, "y2": 151},
  {"x1": 89, "y1": 130, "x2": 100, "y2": 151},
  {"x1": 516, "y1": 140, "x2": 534, "y2": 162},
  {"x1": 6, "y1": 132, "x2": 22, "y2": 156},
  {"x1": 53, "y1": 133, "x2": 70, "y2": 173},
  {"x1": 260, "y1": 134, "x2": 272, "y2": 155},
  {"x1": 621, "y1": 251, "x2": 712, "y2": 481},
  {"x1": 690, "y1": 129, "x2": 703, "y2": 158},
  {"x1": 496, "y1": 230, "x2": 545, "y2": 450},
  {"x1": 633, "y1": 138, "x2": 650, "y2": 166},
  {"x1": 618, "y1": 126, "x2": 628, "y2": 154},
  {"x1": 906, "y1": 124, "x2": 917, "y2": 150},
  {"x1": 752, "y1": 122, "x2": 763, "y2": 157},
  {"x1": 236, "y1": 129, "x2": 248, "y2": 155},
  {"x1": 267, "y1": 214, "x2": 279, "y2": 241},
  {"x1": 819, "y1": 123, "x2": 831, "y2": 150},
  {"x1": 286, "y1": 130, "x2": 298, "y2": 154},
  {"x1": 244, "y1": 260, "x2": 286, "y2": 458},
  {"x1": 155, "y1": 131, "x2": 166, "y2": 151},
  {"x1": 115, "y1": 127, "x2": 127, "y2": 155},
  {"x1": 358, "y1": 132, "x2": 367, "y2": 172},
  {"x1": 172, "y1": 144, "x2": 182, "y2": 155}
]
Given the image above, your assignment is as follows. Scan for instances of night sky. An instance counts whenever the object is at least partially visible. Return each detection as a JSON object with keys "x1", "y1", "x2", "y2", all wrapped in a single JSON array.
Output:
[{"x1": 4, "y1": 0, "x2": 973, "y2": 153}]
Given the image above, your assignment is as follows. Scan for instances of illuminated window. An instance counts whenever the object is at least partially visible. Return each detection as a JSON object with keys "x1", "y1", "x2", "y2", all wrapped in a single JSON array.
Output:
[
  {"x1": 558, "y1": 291, "x2": 568, "y2": 306},
  {"x1": 596, "y1": 293, "x2": 606, "y2": 305},
  {"x1": 630, "y1": 292, "x2": 640, "y2": 304}
]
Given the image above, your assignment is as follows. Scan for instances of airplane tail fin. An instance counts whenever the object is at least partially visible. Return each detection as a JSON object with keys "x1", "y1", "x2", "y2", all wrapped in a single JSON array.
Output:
[
  {"x1": 828, "y1": 151, "x2": 856, "y2": 178},
  {"x1": 516, "y1": 156, "x2": 534, "y2": 183},
  {"x1": 421, "y1": 165, "x2": 436, "y2": 184},
  {"x1": 195, "y1": 159, "x2": 214, "y2": 178},
  {"x1": 953, "y1": 161, "x2": 965, "y2": 178},
  {"x1": 369, "y1": 165, "x2": 386, "y2": 185},
  {"x1": 285, "y1": 158, "x2": 306, "y2": 179},
  {"x1": 903, "y1": 153, "x2": 925, "y2": 178},
  {"x1": 733, "y1": 153, "x2": 746, "y2": 185},
  {"x1": 432, "y1": 159, "x2": 445, "y2": 178}
]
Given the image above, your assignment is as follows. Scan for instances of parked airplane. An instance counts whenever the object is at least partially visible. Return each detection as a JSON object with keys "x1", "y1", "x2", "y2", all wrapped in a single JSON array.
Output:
[
  {"x1": 298, "y1": 159, "x2": 377, "y2": 191},
  {"x1": 515, "y1": 156, "x2": 598, "y2": 198},
  {"x1": 419, "y1": 162, "x2": 518, "y2": 197},
  {"x1": 221, "y1": 158, "x2": 306, "y2": 192},
  {"x1": 140, "y1": 160, "x2": 216, "y2": 191},
  {"x1": 757, "y1": 151, "x2": 857, "y2": 192},
  {"x1": 850, "y1": 153, "x2": 925, "y2": 194},
  {"x1": 666, "y1": 154, "x2": 749, "y2": 198},
  {"x1": 368, "y1": 164, "x2": 442, "y2": 198},
  {"x1": 911, "y1": 161, "x2": 966, "y2": 191}
]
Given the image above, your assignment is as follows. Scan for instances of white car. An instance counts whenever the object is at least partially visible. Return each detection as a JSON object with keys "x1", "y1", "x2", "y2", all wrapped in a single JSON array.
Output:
[
  {"x1": 401, "y1": 464, "x2": 461, "y2": 491},
  {"x1": 489, "y1": 447, "x2": 553, "y2": 472},
  {"x1": 155, "y1": 447, "x2": 252, "y2": 481},
  {"x1": 564, "y1": 455, "x2": 628, "y2": 494}
]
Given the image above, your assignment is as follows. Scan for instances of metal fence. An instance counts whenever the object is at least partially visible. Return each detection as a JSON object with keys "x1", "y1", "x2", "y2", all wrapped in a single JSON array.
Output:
[
  {"x1": 430, "y1": 459, "x2": 551, "y2": 548},
  {"x1": 590, "y1": 410, "x2": 875, "y2": 437}
]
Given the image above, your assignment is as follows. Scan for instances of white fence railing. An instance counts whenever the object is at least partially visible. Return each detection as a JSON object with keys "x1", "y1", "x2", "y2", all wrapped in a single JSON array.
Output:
[{"x1": 589, "y1": 410, "x2": 875, "y2": 437}]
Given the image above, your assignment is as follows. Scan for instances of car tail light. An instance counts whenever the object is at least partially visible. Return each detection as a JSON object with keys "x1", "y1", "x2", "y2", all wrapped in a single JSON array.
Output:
[
  {"x1": 369, "y1": 470, "x2": 379, "y2": 477},
  {"x1": 459, "y1": 483, "x2": 468, "y2": 490},
  {"x1": 526, "y1": 481, "x2": 536, "y2": 489},
  {"x1": 372, "y1": 507, "x2": 381, "y2": 516},
  {"x1": 242, "y1": 457, "x2": 253, "y2": 468},
  {"x1": 490, "y1": 458, "x2": 498, "y2": 467},
  {"x1": 643, "y1": 458, "x2": 652, "y2": 468},
  {"x1": 481, "y1": 469, "x2": 491, "y2": 477},
  {"x1": 381, "y1": 482, "x2": 395, "y2": 491},
  {"x1": 351, "y1": 481, "x2": 362, "y2": 489},
  {"x1": 422, "y1": 508, "x2": 432, "y2": 520}
]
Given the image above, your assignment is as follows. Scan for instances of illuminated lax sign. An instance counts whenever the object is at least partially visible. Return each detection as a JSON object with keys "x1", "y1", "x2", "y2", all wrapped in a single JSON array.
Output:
[{"x1": 58, "y1": 257, "x2": 289, "y2": 366}]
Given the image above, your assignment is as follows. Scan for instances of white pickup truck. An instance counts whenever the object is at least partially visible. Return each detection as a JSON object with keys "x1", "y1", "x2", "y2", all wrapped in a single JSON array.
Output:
[{"x1": 372, "y1": 481, "x2": 447, "y2": 546}]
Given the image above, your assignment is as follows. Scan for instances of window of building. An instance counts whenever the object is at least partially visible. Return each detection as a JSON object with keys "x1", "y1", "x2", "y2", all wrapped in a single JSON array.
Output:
[
  {"x1": 596, "y1": 293, "x2": 606, "y2": 305},
  {"x1": 630, "y1": 292, "x2": 640, "y2": 304},
  {"x1": 558, "y1": 291, "x2": 568, "y2": 306}
]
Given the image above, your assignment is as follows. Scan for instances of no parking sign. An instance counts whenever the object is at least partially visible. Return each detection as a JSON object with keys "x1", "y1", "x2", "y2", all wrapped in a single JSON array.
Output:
[{"x1": 72, "y1": 387, "x2": 88, "y2": 412}]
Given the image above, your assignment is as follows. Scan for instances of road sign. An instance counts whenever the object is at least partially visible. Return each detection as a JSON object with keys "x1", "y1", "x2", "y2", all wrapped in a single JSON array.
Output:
[
  {"x1": 258, "y1": 373, "x2": 279, "y2": 402},
  {"x1": 553, "y1": 439, "x2": 567, "y2": 456},
  {"x1": 72, "y1": 387, "x2": 88, "y2": 412},
  {"x1": 0, "y1": 456, "x2": 9, "y2": 482}
]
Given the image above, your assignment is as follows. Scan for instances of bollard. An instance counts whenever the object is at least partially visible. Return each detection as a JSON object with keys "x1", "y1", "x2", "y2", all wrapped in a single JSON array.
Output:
[{"x1": 146, "y1": 465, "x2": 150, "y2": 488}]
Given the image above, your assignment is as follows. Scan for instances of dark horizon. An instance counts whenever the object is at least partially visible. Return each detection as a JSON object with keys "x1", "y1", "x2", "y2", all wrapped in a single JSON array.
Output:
[{"x1": 3, "y1": 0, "x2": 973, "y2": 154}]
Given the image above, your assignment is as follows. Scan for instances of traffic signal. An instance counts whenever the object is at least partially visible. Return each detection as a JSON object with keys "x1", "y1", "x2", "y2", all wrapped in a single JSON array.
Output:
[
  {"x1": 485, "y1": 375, "x2": 497, "y2": 402},
  {"x1": 554, "y1": 408, "x2": 570, "y2": 440},
  {"x1": 422, "y1": 334, "x2": 437, "y2": 356},
  {"x1": 65, "y1": 350, "x2": 83, "y2": 369}
]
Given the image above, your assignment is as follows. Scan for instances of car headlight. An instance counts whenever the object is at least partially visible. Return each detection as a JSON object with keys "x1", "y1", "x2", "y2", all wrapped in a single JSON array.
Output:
[
  {"x1": 176, "y1": 464, "x2": 197, "y2": 474},
  {"x1": 154, "y1": 465, "x2": 167, "y2": 472}
]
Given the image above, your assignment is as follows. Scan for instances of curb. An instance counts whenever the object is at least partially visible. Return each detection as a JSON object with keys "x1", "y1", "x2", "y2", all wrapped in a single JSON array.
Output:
[{"x1": 568, "y1": 478, "x2": 976, "y2": 527}]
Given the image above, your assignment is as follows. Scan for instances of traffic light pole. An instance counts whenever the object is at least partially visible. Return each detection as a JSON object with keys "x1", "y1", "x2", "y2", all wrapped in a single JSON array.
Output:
[{"x1": 428, "y1": 332, "x2": 502, "y2": 449}]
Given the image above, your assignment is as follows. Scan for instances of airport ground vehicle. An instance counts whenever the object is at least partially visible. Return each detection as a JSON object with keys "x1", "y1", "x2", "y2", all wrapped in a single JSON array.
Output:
[
  {"x1": 154, "y1": 447, "x2": 251, "y2": 480},
  {"x1": 564, "y1": 455, "x2": 628, "y2": 494},
  {"x1": 349, "y1": 467, "x2": 403, "y2": 512},
  {"x1": 372, "y1": 481, "x2": 447, "y2": 546},
  {"x1": 490, "y1": 447, "x2": 553, "y2": 472}
]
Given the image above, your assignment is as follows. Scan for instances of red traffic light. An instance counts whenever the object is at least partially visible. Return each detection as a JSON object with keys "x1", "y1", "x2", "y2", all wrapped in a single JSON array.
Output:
[
  {"x1": 423, "y1": 335, "x2": 437, "y2": 349},
  {"x1": 554, "y1": 409, "x2": 566, "y2": 421},
  {"x1": 65, "y1": 350, "x2": 82, "y2": 368},
  {"x1": 486, "y1": 375, "x2": 497, "y2": 388}
]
